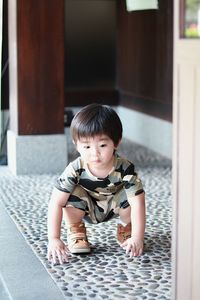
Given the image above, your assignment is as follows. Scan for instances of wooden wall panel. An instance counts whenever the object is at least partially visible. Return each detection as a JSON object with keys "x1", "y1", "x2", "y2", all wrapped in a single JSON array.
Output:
[{"x1": 117, "y1": 0, "x2": 173, "y2": 121}]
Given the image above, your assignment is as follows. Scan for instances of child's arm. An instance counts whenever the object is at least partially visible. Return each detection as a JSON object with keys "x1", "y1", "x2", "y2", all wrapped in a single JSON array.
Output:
[
  {"x1": 47, "y1": 188, "x2": 70, "y2": 264},
  {"x1": 121, "y1": 193, "x2": 145, "y2": 257}
]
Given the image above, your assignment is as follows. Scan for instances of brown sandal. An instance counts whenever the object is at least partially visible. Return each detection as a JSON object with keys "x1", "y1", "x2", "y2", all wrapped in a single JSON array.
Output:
[
  {"x1": 67, "y1": 222, "x2": 91, "y2": 254},
  {"x1": 117, "y1": 223, "x2": 132, "y2": 244}
]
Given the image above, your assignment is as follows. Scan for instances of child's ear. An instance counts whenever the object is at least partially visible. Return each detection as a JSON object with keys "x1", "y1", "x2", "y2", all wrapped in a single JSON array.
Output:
[
  {"x1": 74, "y1": 141, "x2": 81, "y2": 154},
  {"x1": 72, "y1": 140, "x2": 78, "y2": 150},
  {"x1": 115, "y1": 139, "x2": 121, "y2": 149}
]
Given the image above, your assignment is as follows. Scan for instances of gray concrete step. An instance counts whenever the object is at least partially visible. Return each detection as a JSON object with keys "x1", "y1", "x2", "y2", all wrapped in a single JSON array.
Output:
[
  {"x1": 0, "y1": 276, "x2": 11, "y2": 300},
  {"x1": 0, "y1": 201, "x2": 65, "y2": 300}
]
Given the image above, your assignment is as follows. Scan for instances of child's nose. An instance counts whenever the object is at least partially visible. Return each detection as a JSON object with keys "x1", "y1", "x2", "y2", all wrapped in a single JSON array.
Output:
[{"x1": 91, "y1": 147, "x2": 99, "y2": 156}]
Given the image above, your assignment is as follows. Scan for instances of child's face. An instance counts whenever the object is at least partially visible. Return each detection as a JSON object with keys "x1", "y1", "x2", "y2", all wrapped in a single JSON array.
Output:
[{"x1": 76, "y1": 134, "x2": 118, "y2": 169}]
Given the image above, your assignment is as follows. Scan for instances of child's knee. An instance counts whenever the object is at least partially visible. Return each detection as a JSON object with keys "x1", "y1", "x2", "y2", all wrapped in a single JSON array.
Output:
[{"x1": 63, "y1": 206, "x2": 85, "y2": 223}]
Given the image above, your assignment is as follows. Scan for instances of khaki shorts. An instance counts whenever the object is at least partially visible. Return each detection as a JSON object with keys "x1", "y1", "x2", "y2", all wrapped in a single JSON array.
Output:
[{"x1": 66, "y1": 185, "x2": 130, "y2": 224}]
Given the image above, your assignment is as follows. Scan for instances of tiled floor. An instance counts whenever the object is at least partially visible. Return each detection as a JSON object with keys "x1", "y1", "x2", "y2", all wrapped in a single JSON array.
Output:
[{"x1": 0, "y1": 135, "x2": 172, "y2": 300}]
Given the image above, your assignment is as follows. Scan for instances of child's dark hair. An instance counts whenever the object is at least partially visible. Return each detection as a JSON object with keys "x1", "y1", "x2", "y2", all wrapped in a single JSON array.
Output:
[{"x1": 70, "y1": 103, "x2": 123, "y2": 146}]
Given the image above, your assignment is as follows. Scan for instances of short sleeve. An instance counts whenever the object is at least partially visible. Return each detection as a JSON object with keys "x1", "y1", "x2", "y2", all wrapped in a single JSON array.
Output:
[
  {"x1": 122, "y1": 163, "x2": 144, "y2": 198},
  {"x1": 55, "y1": 161, "x2": 80, "y2": 193}
]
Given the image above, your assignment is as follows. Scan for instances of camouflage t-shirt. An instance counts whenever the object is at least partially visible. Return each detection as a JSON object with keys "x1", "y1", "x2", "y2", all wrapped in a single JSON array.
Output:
[{"x1": 55, "y1": 153, "x2": 144, "y2": 201}]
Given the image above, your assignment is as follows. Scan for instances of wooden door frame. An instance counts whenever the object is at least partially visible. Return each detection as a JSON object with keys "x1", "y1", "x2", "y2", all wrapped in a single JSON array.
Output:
[{"x1": 172, "y1": 0, "x2": 200, "y2": 299}]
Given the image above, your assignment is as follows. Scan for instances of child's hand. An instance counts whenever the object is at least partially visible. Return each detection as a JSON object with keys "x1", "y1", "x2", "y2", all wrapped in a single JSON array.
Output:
[
  {"x1": 121, "y1": 237, "x2": 144, "y2": 258},
  {"x1": 47, "y1": 238, "x2": 70, "y2": 265}
]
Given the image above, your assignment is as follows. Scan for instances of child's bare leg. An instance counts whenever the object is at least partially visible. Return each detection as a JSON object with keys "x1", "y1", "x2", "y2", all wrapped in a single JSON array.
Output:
[
  {"x1": 63, "y1": 206, "x2": 85, "y2": 224},
  {"x1": 118, "y1": 206, "x2": 131, "y2": 224}
]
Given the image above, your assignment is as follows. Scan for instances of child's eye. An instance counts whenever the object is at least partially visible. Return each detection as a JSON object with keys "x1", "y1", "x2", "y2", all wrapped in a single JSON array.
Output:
[
  {"x1": 100, "y1": 144, "x2": 107, "y2": 147},
  {"x1": 84, "y1": 145, "x2": 90, "y2": 149}
]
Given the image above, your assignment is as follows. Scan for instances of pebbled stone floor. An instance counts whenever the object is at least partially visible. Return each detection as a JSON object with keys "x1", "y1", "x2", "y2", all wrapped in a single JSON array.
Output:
[{"x1": 0, "y1": 136, "x2": 172, "y2": 300}]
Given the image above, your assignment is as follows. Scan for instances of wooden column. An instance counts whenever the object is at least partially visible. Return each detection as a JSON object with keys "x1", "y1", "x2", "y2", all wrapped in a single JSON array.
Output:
[
  {"x1": 8, "y1": 0, "x2": 67, "y2": 174},
  {"x1": 9, "y1": 0, "x2": 64, "y2": 135}
]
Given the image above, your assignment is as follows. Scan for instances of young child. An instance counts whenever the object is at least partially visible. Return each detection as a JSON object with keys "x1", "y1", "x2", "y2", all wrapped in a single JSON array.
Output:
[{"x1": 47, "y1": 103, "x2": 145, "y2": 265}]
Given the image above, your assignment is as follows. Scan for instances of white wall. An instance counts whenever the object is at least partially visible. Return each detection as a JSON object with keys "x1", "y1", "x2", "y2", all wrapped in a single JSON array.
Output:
[{"x1": 117, "y1": 106, "x2": 172, "y2": 159}]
